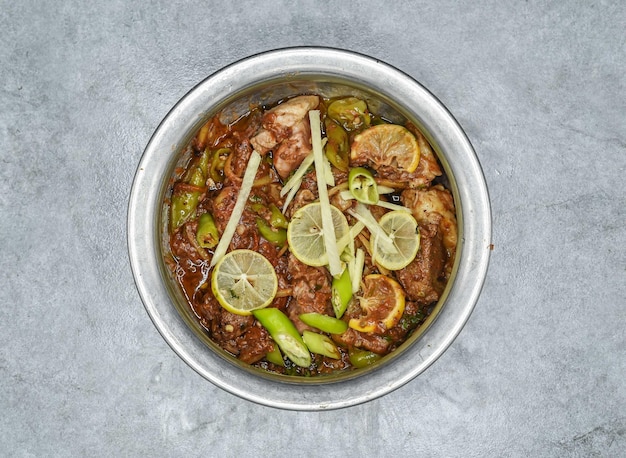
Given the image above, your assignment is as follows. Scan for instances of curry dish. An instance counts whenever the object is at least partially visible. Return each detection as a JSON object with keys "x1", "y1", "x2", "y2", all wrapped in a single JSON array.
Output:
[{"x1": 164, "y1": 94, "x2": 457, "y2": 376}]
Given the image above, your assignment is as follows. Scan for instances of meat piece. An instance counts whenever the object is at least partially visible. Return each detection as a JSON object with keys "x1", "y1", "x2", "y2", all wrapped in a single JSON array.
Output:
[
  {"x1": 228, "y1": 140, "x2": 254, "y2": 179},
  {"x1": 395, "y1": 222, "x2": 445, "y2": 304},
  {"x1": 229, "y1": 218, "x2": 260, "y2": 251},
  {"x1": 210, "y1": 186, "x2": 238, "y2": 233},
  {"x1": 217, "y1": 317, "x2": 273, "y2": 364},
  {"x1": 286, "y1": 254, "x2": 332, "y2": 333},
  {"x1": 408, "y1": 123, "x2": 442, "y2": 183},
  {"x1": 169, "y1": 219, "x2": 210, "y2": 262},
  {"x1": 250, "y1": 95, "x2": 320, "y2": 177},
  {"x1": 283, "y1": 169, "x2": 320, "y2": 217},
  {"x1": 170, "y1": 221, "x2": 200, "y2": 262},
  {"x1": 209, "y1": 185, "x2": 260, "y2": 251},
  {"x1": 198, "y1": 292, "x2": 273, "y2": 364},
  {"x1": 249, "y1": 129, "x2": 277, "y2": 155},
  {"x1": 402, "y1": 185, "x2": 457, "y2": 256},
  {"x1": 330, "y1": 188, "x2": 353, "y2": 213},
  {"x1": 250, "y1": 95, "x2": 319, "y2": 153},
  {"x1": 273, "y1": 119, "x2": 312, "y2": 178},
  {"x1": 394, "y1": 185, "x2": 457, "y2": 304},
  {"x1": 332, "y1": 328, "x2": 391, "y2": 355},
  {"x1": 285, "y1": 187, "x2": 316, "y2": 219},
  {"x1": 237, "y1": 325, "x2": 274, "y2": 364},
  {"x1": 194, "y1": 289, "x2": 222, "y2": 326},
  {"x1": 263, "y1": 95, "x2": 320, "y2": 139}
]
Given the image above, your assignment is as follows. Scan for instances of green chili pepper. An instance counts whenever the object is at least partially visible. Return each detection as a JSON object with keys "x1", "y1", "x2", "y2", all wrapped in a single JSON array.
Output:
[
  {"x1": 399, "y1": 308, "x2": 426, "y2": 331},
  {"x1": 171, "y1": 189, "x2": 201, "y2": 230},
  {"x1": 349, "y1": 348, "x2": 382, "y2": 368},
  {"x1": 186, "y1": 166, "x2": 205, "y2": 187},
  {"x1": 198, "y1": 148, "x2": 210, "y2": 176},
  {"x1": 327, "y1": 97, "x2": 371, "y2": 131},
  {"x1": 209, "y1": 148, "x2": 230, "y2": 183},
  {"x1": 183, "y1": 149, "x2": 210, "y2": 186},
  {"x1": 348, "y1": 166, "x2": 379, "y2": 205},
  {"x1": 302, "y1": 331, "x2": 341, "y2": 359},
  {"x1": 196, "y1": 212, "x2": 220, "y2": 249},
  {"x1": 253, "y1": 308, "x2": 311, "y2": 368},
  {"x1": 171, "y1": 150, "x2": 210, "y2": 230},
  {"x1": 324, "y1": 118, "x2": 349, "y2": 172},
  {"x1": 299, "y1": 312, "x2": 348, "y2": 334},
  {"x1": 268, "y1": 204, "x2": 288, "y2": 229},
  {"x1": 250, "y1": 202, "x2": 265, "y2": 214},
  {"x1": 331, "y1": 268, "x2": 353, "y2": 319},
  {"x1": 256, "y1": 218, "x2": 287, "y2": 246},
  {"x1": 265, "y1": 344, "x2": 285, "y2": 366}
]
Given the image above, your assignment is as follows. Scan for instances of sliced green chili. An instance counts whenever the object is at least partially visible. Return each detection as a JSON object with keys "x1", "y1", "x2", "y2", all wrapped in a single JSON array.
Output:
[
  {"x1": 196, "y1": 212, "x2": 219, "y2": 249},
  {"x1": 250, "y1": 202, "x2": 265, "y2": 214},
  {"x1": 183, "y1": 149, "x2": 210, "y2": 186},
  {"x1": 268, "y1": 204, "x2": 289, "y2": 229},
  {"x1": 171, "y1": 150, "x2": 210, "y2": 230},
  {"x1": 331, "y1": 267, "x2": 352, "y2": 319},
  {"x1": 324, "y1": 118, "x2": 349, "y2": 172},
  {"x1": 348, "y1": 166, "x2": 379, "y2": 205},
  {"x1": 348, "y1": 348, "x2": 382, "y2": 368},
  {"x1": 186, "y1": 166, "x2": 205, "y2": 187},
  {"x1": 256, "y1": 218, "x2": 287, "y2": 246},
  {"x1": 209, "y1": 148, "x2": 229, "y2": 183},
  {"x1": 251, "y1": 203, "x2": 287, "y2": 229},
  {"x1": 265, "y1": 344, "x2": 285, "y2": 366},
  {"x1": 252, "y1": 308, "x2": 311, "y2": 368},
  {"x1": 299, "y1": 312, "x2": 348, "y2": 334},
  {"x1": 171, "y1": 187, "x2": 202, "y2": 230},
  {"x1": 302, "y1": 331, "x2": 341, "y2": 359},
  {"x1": 327, "y1": 97, "x2": 371, "y2": 131}
]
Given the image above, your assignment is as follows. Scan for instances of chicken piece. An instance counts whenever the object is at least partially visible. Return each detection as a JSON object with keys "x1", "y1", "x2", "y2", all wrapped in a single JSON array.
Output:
[
  {"x1": 395, "y1": 222, "x2": 445, "y2": 304},
  {"x1": 209, "y1": 303, "x2": 273, "y2": 364},
  {"x1": 285, "y1": 188, "x2": 315, "y2": 219},
  {"x1": 396, "y1": 185, "x2": 457, "y2": 303},
  {"x1": 250, "y1": 95, "x2": 319, "y2": 152},
  {"x1": 286, "y1": 254, "x2": 332, "y2": 333},
  {"x1": 401, "y1": 185, "x2": 457, "y2": 255},
  {"x1": 273, "y1": 118, "x2": 312, "y2": 178},
  {"x1": 284, "y1": 176, "x2": 317, "y2": 219},
  {"x1": 330, "y1": 187, "x2": 353, "y2": 212},
  {"x1": 250, "y1": 95, "x2": 320, "y2": 177},
  {"x1": 169, "y1": 219, "x2": 205, "y2": 263},
  {"x1": 249, "y1": 129, "x2": 277, "y2": 155},
  {"x1": 331, "y1": 328, "x2": 391, "y2": 355},
  {"x1": 210, "y1": 186, "x2": 238, "y2": 233},
  {"x1": 263, "y1": 95, "x2": 320, "y2": 139}
]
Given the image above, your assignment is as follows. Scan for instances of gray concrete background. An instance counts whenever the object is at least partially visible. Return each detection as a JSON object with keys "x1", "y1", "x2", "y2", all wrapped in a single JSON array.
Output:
[{"x1": 1, "y1": 1, "x2": 624, "y2": 456}]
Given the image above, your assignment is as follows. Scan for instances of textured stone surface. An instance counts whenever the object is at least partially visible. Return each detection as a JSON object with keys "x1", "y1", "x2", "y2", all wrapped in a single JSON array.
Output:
[{"x1": 1, "y1": 1, "x2": 624, "y2": 456}]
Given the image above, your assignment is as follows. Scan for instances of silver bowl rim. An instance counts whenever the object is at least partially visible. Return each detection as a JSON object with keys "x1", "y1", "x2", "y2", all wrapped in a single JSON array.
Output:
[{"x1": 127, "y1": 46, "x2": 491, "y2": 410}]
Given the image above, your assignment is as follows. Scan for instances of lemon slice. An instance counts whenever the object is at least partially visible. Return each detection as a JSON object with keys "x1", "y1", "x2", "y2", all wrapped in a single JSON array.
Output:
[
  {"x1": 287, "y1": 202, "x2": 350, "y2": 267},
  {"x1": 371, "y1": 211, "x2": 420, "y2": 271},
  {"x1": 351, "y1": 124, "x2": 420, "y2": 173},
  {"x1": 211, "y1": 249, "x2": 278, "y2": 315},
  {"x1": 349, "y1": 274, "x2": 406, "y2": 333}
]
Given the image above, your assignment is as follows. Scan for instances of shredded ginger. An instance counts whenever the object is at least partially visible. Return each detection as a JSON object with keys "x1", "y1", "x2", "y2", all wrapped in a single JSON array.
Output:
[{"x1": 309, "y1": 110, "x2": 343, "y2": 277}]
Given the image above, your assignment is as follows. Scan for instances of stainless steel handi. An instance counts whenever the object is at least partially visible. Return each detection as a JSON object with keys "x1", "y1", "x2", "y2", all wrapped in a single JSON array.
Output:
[{"x1": 128, "y1": 47, "x2": 491, "y2": 410}]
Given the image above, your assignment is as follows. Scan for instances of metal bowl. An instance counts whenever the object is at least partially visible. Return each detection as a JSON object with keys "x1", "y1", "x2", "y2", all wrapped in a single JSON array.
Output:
[{"x1": 128, "y1": 47, "x2": 491, "y2": 410}]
